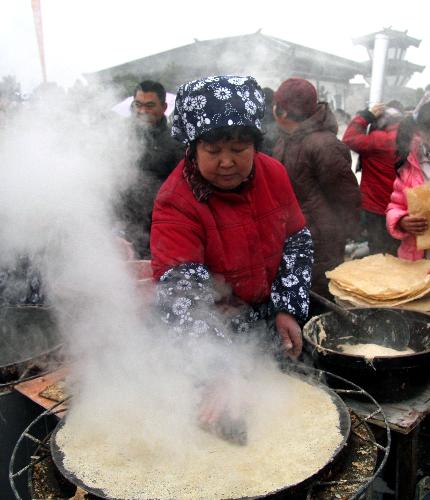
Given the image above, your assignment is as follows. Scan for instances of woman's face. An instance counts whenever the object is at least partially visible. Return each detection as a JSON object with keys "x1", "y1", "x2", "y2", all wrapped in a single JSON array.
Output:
[{"x1": 195, "y1": 139, "x2": 255, "y2": 190}]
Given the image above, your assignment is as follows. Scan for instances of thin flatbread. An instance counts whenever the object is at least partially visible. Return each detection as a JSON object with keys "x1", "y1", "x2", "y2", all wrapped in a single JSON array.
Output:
[
  {"x1": 334, "y1": 292, "x2": 430, "y2": 314},
  {"x1": 406, "y1": 183, "x2": 430, "y2": 251},
  {"x1": 329, "y1": 281, "x2": 430, "y2": 307},
  {"x1": 329, "y1": 277, "x2": 430, "y2": 301},
  {"x1": 326, "y1": 254, "x2": 430, "y2": 299}
]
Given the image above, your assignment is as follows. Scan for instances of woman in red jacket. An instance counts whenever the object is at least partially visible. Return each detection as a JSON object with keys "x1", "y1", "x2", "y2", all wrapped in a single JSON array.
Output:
[{"x1": 150, "y1": 76, "x2": 313, "y2": 424}]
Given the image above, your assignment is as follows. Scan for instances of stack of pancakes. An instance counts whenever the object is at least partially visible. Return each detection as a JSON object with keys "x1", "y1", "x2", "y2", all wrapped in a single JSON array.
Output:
[{"x1": 327, "y1": 254, "x2": 430, "y2": 312}]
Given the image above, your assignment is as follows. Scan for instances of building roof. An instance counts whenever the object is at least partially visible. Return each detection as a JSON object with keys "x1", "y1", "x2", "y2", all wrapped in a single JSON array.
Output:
[
  {"x1": 84, "y1": 32, "x2": 365, "y2": 91},
  {"x1": 353, "y1": 28, "x2": 422, "y2": 49}
]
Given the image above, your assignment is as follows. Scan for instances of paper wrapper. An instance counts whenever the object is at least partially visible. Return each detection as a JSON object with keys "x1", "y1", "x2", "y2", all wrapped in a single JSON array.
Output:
[{"x1": 406, "y1": 183, "x2": 430, "y2": 250}]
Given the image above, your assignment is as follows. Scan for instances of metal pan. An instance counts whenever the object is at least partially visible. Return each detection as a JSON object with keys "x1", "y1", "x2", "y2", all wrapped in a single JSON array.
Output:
[
  {"x1": 303, "y1": 308, "x2": 430, "y2": 401},
  {"x1": 49, "y1": 369, "x2": 351, "y2": 500}
]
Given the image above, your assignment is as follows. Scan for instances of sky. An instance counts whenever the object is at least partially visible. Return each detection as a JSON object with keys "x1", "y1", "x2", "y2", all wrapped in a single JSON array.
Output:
[{"x1": 1, "y1": 0, "x2": 429, "y2": 94}]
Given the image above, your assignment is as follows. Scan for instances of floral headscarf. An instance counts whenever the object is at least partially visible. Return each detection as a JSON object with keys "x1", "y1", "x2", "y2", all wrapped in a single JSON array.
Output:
[{"x1": 172, "y1": 75, "x2": 265, "y2": 144}]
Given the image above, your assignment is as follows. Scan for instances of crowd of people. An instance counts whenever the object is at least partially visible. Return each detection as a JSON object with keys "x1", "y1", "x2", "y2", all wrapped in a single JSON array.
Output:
[
  {"x1": 1, "y1": 70, "x2": 430, "y2": 456},
  {"x1": 2, "y1": 76, "x2": 430, "y2": 368},
  {"x1": 117, "y1": 76, "x2": 430, "y2": 365}
]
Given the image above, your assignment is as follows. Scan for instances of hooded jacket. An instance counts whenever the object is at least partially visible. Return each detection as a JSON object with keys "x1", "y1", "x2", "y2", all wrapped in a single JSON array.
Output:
[
  {"x1": 386, "y1": 137, "x2": 425, "y2": 260},
  {"x1": 273, "y1": 103, "x2": 361, "y2": 294},
  {"x1": 343, "y1": 111, "x2": 399, "y2": 215}
]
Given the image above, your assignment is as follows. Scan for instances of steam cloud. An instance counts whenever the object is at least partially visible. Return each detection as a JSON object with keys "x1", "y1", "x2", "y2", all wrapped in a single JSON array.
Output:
[{"x1": 0, "y1": 89, "x2": 287, "y2": 464}]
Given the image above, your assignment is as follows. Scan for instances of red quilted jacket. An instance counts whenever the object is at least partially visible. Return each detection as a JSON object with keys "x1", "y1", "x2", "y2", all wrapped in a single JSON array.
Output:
[
  {"x1": 343, "y1": 115, "x2": 398, "y2": 214},
  {"x1": 150, "y1": 153, "x2": 305, "y2": 305}
]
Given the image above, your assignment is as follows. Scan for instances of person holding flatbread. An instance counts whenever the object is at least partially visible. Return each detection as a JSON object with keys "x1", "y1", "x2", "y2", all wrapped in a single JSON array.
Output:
[{"x1": 386, "y1": 101, "x2": 430, "y2": 260}]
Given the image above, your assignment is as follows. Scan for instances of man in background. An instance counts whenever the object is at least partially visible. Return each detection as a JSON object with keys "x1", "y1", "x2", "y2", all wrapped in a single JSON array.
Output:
[{"x1": 119, "y1": 80, "x2": 184, "y2": 258}]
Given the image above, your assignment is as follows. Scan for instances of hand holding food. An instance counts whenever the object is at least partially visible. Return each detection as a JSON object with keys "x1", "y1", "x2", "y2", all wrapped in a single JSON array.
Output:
[{"x1": 399, "y1": 214, "x2": 429, "y2": 235}]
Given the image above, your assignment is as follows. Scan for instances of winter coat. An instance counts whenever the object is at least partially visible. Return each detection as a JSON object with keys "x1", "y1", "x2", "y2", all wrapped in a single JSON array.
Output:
[
  {"x1": 119, "y1": 117, "x2": 184, "y2": 258},
  {"x1": 386, "y1": 138, "x2": 425, "y2": 260},
  {"x1": 273, "y1": 103, "x2": 361, "y2": 295},
  {"x1": 150, "y1": 152, "x2": 306, "y2": 305},
  {"x1": 342, "y1": 111, "x2": 398, "y2": 215}
]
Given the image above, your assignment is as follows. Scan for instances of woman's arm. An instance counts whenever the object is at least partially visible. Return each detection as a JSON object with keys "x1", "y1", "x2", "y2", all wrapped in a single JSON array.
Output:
[
  {"x1": 386, "y1": 175, "x2": 412, "y2": 240},
  {"x1": 270, "y1": 227, "x2": 314, "y2": 358},
  {"x1": 156, "y1": 262, "x2": 231, "y2": 341},
  {"x1": 270, "y1": 227, "x2": 314, "y2": 323},
  {"x1": 342, "y1": 106, "x2": 391, "y2": 155}
]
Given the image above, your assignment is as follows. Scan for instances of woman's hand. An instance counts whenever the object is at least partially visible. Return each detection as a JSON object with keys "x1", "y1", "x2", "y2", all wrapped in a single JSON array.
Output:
[
  {"x1": 198, "y1": 378, "x2": 244, "y2": 425},
  {"x1": 369, "y1": 103, "x2": 385, "y2": 118},
  {"x1": 398, "y1": 215, "x2": 429, "y2": 235},
  {"x1": 198, "y1": 378, "x2": 248, "y2": 445},
  {"x1": 198, "y1": 378, "x2": 231, "y2": 425},
  {"x1": 275, "y1": 312, "x2": 302, "y2": 360}
]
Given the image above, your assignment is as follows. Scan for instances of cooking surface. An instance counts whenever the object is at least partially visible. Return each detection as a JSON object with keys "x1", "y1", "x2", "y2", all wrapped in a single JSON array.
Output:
[
  {"x1": 50, "y1": 371, "x2": 350, "y2": 500},
  {"x1": 14, "y1": 366, "x2": 68, "y2": 415}
]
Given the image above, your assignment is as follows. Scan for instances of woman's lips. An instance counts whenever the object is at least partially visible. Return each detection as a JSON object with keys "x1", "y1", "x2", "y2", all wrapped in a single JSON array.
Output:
[{"x1": 219, "y1": 174, "x2": 237, "y2": 181}]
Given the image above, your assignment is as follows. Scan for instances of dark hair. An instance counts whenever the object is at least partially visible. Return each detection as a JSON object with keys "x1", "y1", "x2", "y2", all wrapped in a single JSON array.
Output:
[
  {"x1": 386, "y1": 100, "x2": 405, "y2": 113},
  {"x1": 273, "y1": 102, "x2": 310, "y2": 122},
  {"x1": 133, "y1": 80, "x2": 166, "y2": 103},
  {"x1": 395, "y1": 101, "x2": 430, "y2": 171},
  {"x1": 263, "y1": 87, "x2": 275, "y2": 107},
  {"x1": 189, "y1": 126, "x2": 263, "y2": 156}
]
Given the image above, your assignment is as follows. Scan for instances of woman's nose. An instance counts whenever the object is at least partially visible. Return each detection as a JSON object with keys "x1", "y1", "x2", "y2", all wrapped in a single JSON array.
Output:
[{"x1": 219, "y1": 153, "x2": 234, "y2": 168}]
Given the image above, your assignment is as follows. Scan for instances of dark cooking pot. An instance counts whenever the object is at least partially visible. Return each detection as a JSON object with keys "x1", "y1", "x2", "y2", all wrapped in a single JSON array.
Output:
[
  {"x1": 0, "y1": 305, "x2": 61, "y2": 499},
  {"x1": 303, "y1": 308, "x2": 430, "y2": 402}
]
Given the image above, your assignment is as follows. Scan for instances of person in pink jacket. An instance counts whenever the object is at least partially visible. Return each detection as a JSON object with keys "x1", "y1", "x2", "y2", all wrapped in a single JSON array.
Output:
[{"x1": 386, "y1": 101, "x2": 430, "y2": 260}]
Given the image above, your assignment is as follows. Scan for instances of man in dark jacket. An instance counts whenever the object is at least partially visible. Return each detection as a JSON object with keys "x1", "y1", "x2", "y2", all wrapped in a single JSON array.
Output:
[
  {"x1": 342, "y1": 102, "x2": 403, "y2": 255},
  {"x1": 119, "y1": 80, "x2": 184, "y2": 258},
  {"x1": 273, "y1": 78, "x2": 361, "y2": 297}
]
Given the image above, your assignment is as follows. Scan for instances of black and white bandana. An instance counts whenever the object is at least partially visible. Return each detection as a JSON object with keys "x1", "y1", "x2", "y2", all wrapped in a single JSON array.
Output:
[{"x1": 172, "y1": 75, "x2": 265, "y2": 144}]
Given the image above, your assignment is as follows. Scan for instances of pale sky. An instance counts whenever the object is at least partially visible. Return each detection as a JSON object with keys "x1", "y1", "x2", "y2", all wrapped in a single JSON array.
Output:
[{"x1": 1, "y1": 0, "x2": 429, "y2": 93}]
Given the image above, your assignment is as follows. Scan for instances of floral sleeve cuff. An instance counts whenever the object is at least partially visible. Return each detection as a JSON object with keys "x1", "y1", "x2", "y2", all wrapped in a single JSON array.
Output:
[
  {"x1": 156, "y1": 263, "x2": 232, "y2": 342},
  {"x1": 270, "y1": 227, "x2": 314, "y2": 323}
]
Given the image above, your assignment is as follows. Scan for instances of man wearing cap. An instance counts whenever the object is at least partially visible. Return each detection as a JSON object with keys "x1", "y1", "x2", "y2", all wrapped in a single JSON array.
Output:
[
  {"x1": 273, "y1": 77, "x2": 360, "y2": 298},
  {"x1": 343, "y1": 101, "x2": 403, "y2": 255},
  {"x1": 119, "y1": 80, "x2": 184, "y2": 258}
]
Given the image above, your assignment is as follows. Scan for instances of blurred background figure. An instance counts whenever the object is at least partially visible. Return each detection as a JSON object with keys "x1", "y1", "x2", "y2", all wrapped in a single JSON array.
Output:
[
  {"x1": 334, "y1": 108, "x2": 351, "y2": 138},
  {"x1": 272, "y1": 77, "x2": 360, "y2": 298},
  {"x1": 260, "y1": 86, "x2": 278, "y2": 155},
  {"x1": 343, "y1": 101, "x2": 404, "y2": 256},
  {"x1": 117, "y1": 80, "x2": 184, "y2": 258},
  {"x1": 0, "y1": 255, "x2": 45, "y2": 306},
  {"x1": 386, "y1": 101, "x2": 430, "y2": 260}
]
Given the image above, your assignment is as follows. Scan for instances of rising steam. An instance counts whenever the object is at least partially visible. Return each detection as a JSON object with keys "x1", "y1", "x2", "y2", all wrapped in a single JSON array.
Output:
[{"x1": 0, "y1": 89, "x2": 282, "y2": 461}]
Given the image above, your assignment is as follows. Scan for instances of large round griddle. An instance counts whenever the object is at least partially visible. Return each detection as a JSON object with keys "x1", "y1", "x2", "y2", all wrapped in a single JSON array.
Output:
[
  {"x1": 50, "y1": 371, "x2": 351, "y2": 500},
  {"x1": 303, "y1": 308, "x2": 430, "y2": 401},
  {"x1": 0, "y1": 306, "x2": 60, "y2": 384}
]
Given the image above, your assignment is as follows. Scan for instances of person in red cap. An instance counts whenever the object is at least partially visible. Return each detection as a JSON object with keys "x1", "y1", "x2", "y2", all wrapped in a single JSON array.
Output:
[{"x1": 273, "y1": 77, "x2": 361, "y2": 298}]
